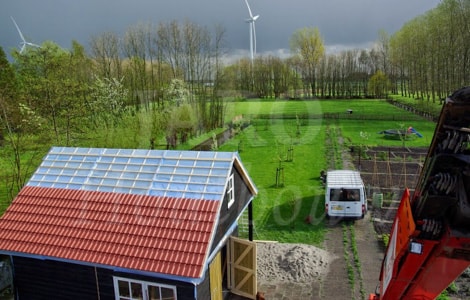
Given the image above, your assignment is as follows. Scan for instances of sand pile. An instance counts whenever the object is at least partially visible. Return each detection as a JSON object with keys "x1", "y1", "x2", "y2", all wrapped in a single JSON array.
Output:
[{"x1": 256, "y1": 242, "x2": 332, "y2": 283}]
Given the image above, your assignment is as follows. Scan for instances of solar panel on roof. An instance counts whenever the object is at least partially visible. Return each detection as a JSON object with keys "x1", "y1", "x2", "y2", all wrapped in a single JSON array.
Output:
[{"x1": 27, "y1": 147, "x2": 235, "y2": 201}]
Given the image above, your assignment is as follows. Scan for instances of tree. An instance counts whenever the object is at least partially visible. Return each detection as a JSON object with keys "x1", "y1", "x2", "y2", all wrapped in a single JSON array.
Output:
[
  {"x1": 0, "y1": 47, "x2": 16, "y2": 101},
  {"x1": 270, "y1": 56, "x2": 291, "y2": 99},
  {"x1": 166, "y1": 78, "x2": 190, "y2": 107},
  {"x1": 0, "y1": 46, "x2": 18, "y2": 135},
  {"x1": 368, "y1": 70, "x2": 390, "y2": 99},
  {"x1": 253, "y1": 56, "x2": 271, "y2": 98},
  {"x1": 207, "y1": 23, "x2": 227, "y2": 129},
  {"x1": 290, "y1": 27, "x2": 325, "y2": 97},
  {"x1": 286, "y1": 56, "x2": 304, "y2": 99},
  {"x1": 157, "y1": 20, "x2": 184, "y2": 79},
  {"x1": 164, "y1": 79, "x2": 197, "y2": 147},
  {"x1": 0, "y1": 47, "x2": 46, "y2": 200},
  {"x1": 123, "y1": 23, "x2": 149, "y2": 109},
  {"x1": 387, "y1": 0, "x2": 470, "y2": 100},
  {"x1": 13, "y1": 41, "x2": 91, "y2": 144},
  {"x1": 89, "y1": 76, "x2": 128, "y2": 129},
  {"x1": 235, "y1": 58, "x2": 254, "y2": 97},
  {"x1": 358, "y1": 50, "x2": 372, "y2": 96},
  {"x1": 63, "y1": 41, "x2": 94, "y2": 145},
  {"x1": 376, "y1": 30, "x2": 391, "y2": 76},
  {"x1": 90, "y1": 31, "x2": 123, "y2": 80},
  {"x1": 1, "y1": 102, "x2": 45, "y2": 199}
]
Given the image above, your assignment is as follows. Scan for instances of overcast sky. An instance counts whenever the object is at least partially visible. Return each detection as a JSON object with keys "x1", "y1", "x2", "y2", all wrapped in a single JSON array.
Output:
[{"x1": 1, "y1": 0, "x2": 441, "y2": 59}]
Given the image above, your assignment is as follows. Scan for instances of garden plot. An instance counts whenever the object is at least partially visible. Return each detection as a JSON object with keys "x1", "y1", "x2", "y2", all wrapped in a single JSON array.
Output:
[{"x1": 351, "y1": 146, "x2": 429, "y2": 236}]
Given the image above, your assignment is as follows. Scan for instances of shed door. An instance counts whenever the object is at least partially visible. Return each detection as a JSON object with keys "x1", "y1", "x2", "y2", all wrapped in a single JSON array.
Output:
[
  {"x1": 229, "y1": 236, "x2": 257, "y2": 299},
  {"x1": 209, "y1": 252, "x2": 222, "y2": 300}
]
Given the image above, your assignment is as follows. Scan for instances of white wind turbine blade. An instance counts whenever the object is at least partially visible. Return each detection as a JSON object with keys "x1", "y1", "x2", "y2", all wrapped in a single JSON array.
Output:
[
  {"x1": 26, "y1": 42, "x2": 41, "y2": 48},
  {"x1": 244, "y1": 0, "x2": 254, "y2": 19},
  {"x1": 11, "y1": 16, "x2": 26, "y2": 42}
]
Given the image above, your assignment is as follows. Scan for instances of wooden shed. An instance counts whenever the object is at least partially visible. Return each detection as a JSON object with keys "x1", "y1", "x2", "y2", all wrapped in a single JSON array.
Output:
[{"x1": 0, "y1": 147, "x2": 258, "y2": 300}]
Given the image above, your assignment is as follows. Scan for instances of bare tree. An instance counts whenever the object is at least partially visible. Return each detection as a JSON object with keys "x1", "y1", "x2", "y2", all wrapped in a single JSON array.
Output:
[
  {"x1": 286, "y1": 56, "x2": 303, "y2": 99},
  {"x1": 90, "y1": 31, "x2": 122, "y2": 79},
  {"x1": 123, "y1": 23, "x2": 150, "y2": 109},
  {"x1": 209, "y1": 24, "x2": 228, "y2": 128},
  {"x1": 358, "y1": 50, "x2": 372, "y2": 96},
  {"x1": 157, "y1": 20, "x2": 184, "y2": 79},
  {"x1": 270, "y1": 56, "x2": 291, "y2": 99},
  {"x1": 376, "y1": 30, "x2": 391, "y2": 75}
]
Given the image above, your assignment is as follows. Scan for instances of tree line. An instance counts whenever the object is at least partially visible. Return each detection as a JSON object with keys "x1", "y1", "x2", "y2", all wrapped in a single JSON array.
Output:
[
  {"x1": 389, "y1": 0, "x2": 470, "y2": 102},
  {"x1": 1, "y1": 0, "x2": 467, "y2": 149},
  {"x1": 1, "y1": 20, "x2": 228, "y2": 144}
]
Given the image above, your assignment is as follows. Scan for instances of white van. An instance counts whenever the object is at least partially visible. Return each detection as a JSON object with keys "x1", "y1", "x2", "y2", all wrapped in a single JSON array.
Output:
[{"x1": 325, "y1": 170, "x2": 367, "y2": 219}]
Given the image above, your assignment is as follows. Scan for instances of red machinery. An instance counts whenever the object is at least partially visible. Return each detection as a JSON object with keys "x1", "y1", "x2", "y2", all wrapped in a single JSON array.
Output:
[{"x1": 370, "y1": 87, "x2": 470, "y2": 300}]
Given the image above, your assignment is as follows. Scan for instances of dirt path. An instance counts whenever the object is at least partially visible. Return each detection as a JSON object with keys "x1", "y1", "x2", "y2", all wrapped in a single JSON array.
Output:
[
  {"x1": 320, "y1": 123, "x2": 384, "y2": 299},
  {"x1": 354, "y1": 217, "x2": 384, "y2": 296},
  {"x1": 321, "y1": 219, "x2": 354, "y2": 299},
  {"x1": 321, "y1": 214, "x2": 383, "y2": 299}
]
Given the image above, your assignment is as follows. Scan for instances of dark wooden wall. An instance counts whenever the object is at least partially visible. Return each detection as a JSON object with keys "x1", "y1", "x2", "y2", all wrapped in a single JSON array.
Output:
[
  {"x1": 12, "y1": 256, "x2": 196, "y2": 300},
  {"x1": 211, "y1": 167, "x2": 254, "y2": 253}
]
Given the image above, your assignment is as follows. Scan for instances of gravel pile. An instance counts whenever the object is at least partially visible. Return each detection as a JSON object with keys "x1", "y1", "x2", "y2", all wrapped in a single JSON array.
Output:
[{"x1": 256, "y1": 242, "x2": 332, "y2": 283}]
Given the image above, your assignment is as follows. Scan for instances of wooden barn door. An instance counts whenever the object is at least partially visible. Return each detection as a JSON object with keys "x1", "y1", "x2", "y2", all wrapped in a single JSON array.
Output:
[
  {"x1": 210, "y1": 252, "x2": 223, "y2": 300},
  {"x1": 228, "y1": 236, "x2": 257, "y2": 299}
]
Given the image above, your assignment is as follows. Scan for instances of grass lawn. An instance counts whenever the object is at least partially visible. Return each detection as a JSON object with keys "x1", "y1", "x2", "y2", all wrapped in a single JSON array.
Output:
[
  {"x1": 219, "y1": 120, "x2": 327, "y2": 245},
  {"x1": 339, "y1": 119, "x2": 437, "y2": 148},
  {"x1": 225, "y1": 99, "x2": 430, "y2": 120},
  {"x1": 389, "y1": 94, "x2": 443, "y2": 115}
]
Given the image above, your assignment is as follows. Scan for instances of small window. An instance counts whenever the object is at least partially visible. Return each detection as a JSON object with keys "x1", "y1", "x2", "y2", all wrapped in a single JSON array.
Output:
[
  {"x1": 226, "y1": 174, "x2": 235, "y2": 209},
  {"x1": 330, "y1": 188, "x2": 360, "y2": 202},
  {"x1": 113, "y1": 277, "x2": 177, "y2": 300}
]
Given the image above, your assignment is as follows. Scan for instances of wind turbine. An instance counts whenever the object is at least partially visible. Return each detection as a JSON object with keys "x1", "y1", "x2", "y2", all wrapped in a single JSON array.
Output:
[
  {"x1": 11, "y1": 16, "x2": 41, "y2": 54},
  {"x1": 244, "y1": 0, "x2": 259, "y2": 63}
]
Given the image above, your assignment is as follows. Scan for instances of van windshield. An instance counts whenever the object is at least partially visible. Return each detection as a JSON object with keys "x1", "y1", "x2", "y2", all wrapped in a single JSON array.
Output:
[{"x1": 330, "y1": 188, "x2": 360, "y2": 202}]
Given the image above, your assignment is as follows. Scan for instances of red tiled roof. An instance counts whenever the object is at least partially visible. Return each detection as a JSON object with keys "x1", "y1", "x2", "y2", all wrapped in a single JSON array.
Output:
[{"x1": 0, "y1": 186, "x2": 220, "y2": 278}]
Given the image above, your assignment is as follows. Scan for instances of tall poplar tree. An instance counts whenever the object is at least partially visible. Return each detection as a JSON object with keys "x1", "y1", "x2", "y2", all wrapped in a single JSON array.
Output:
[{"x1": 290, "y1": 27, "x2": 325, "y2": 98}]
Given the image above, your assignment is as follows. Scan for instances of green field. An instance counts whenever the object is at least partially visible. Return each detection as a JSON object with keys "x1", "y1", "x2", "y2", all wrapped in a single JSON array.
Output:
[
  {"x1": 219, "y1": 121, "x2": 327, "y2": 245},
  {"x1": 0, "y1": 98, "x2": 438, "y2": 247},
  {"x1": 339, "y1": 119, "x2": 436, "y2": 147},
  {"x1": 220, "y1": 99, "x2": 437, "y2": 246},
  {"x1": 225, "y1": 99, "x2": 434, "y2": 120}
]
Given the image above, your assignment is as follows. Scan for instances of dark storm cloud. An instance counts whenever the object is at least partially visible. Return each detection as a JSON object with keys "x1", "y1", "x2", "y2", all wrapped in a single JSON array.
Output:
[{"x1": 1, "y1": 0, "x2": 440, "y2": 58}]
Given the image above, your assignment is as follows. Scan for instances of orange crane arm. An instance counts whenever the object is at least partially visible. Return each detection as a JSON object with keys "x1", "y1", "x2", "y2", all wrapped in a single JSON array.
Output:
[{"x1": 370, "y1": 87, "x2": 470, "y2": 300}]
